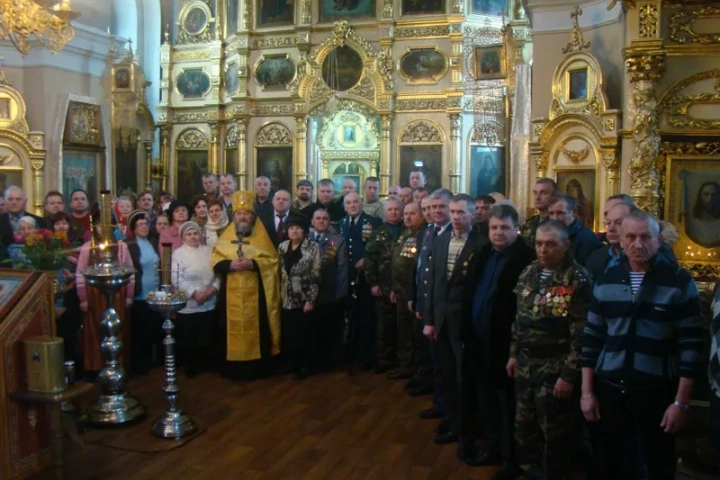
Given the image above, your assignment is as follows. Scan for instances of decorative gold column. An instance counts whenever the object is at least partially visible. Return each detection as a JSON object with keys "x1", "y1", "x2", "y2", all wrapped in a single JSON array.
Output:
[
  {"x1": 624, "y1": 40, "x2": 666, "y2": 215},
  {"x1": 160, "y1": 126, "x2": 170, "y2": 191},
  {"x1": 535, "y1": 151, "x2": 549, "y2": 179},
  {"x1": 380, "y1": 114, "x2": 392, "y2": 196},
  {"x1": 30, "y1": 158, "x2": 44, "y2": 215},
  {"x1": 294, "y1": 116, "x2": 308, "y2": 182},
  {"x1": 601, "y1": 151, "x2": 620, "y2": 198},
  {"x1": 144, "y1": 140, "x2": 153, "y2": 190},
  {"x1": 236, "y1": 117, "x2": 248, "y2": 190},
  {"x1": 208, "y1": 122, "x2": 219, "y2": 174},
  {"x1": 449, "y1": 113, "x2": 462, "y2": 194}
]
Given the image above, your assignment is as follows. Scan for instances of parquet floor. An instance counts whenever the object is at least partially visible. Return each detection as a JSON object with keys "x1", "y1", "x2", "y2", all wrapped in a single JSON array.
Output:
[{"x1": 26, "y1": 367, "x2": 715, "y2": 480}]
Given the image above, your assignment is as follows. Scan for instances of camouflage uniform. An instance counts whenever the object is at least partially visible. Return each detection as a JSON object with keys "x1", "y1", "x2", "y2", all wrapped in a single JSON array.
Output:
[
  {"x1": 510, "y1": 258, "x2": 592, "y2": 480},
  {"x1": 365, "y1": 222, "x2": 406, "y2": 367},
  {"x1": 390, "y1": 226, "x2": 422, "y2": 372},
  {"x1": 520, "y1": 214, "x2": 548, "y2": 246}
]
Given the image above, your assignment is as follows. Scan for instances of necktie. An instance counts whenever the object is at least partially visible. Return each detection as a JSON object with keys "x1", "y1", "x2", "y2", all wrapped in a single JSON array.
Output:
[
  {"x1": 350, "y1": 218, "x2": 356, "y2": 229},
  {"x1": 433, "y1": 226, "x2": 441, "y2": 237},
  {"x1": 277, "y1": 213, "x2": 286, "y2": 240}
]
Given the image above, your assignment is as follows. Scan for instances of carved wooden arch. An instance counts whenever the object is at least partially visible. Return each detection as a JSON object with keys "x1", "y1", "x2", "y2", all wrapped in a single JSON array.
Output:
[
  {"x1": 175, "y1": 127, "x2": 209, "y2": 150},
  {"x1": 0, "y1": 128, "x2": 46, "y2": 214},
  {"x1": 137, "y1": 102, "x2": 156, "y2": 137},
  {"x1": 398, "y1": 118, "x2": 445, "y2": 144},
  {"x1": 254, "y1": 122, "x2": 293, "y2": 147},
  {"x1": 225, "y1": 124, "x2": 238, "y2": 149},
  {"x1": 658, "y1": 69, "x2": 720, "y2": 132},
  {"x1": 290, "y1": 21, "x2": 394, "y2": 114}
]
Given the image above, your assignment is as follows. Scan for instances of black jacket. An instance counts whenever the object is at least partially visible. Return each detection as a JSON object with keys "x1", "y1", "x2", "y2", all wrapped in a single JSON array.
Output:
[
  {"x1": 567, "y1": 219, "x2": 603, "y2": 266},
  {"x1": 259, "y1": 209, "x2": 305, "y2": 249},
  {"x1": 463, "y1": 237, "x2": 536, "y2": 384}
]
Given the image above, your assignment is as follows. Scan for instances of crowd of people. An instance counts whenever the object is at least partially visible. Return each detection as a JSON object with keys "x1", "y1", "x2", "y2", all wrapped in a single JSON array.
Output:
[{"x1": 0, "y1": 170, "x2": 719, "y2": 480}]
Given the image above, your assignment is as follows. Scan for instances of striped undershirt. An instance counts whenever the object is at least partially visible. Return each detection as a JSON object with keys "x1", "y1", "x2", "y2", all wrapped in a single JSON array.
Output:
[
  {"x1": 629, "y1": 271, "x2": 645, "y2": 294},
  {"x1": 446, "y1": 232, "x2": 468, "y2": 277},
  {"x1": 540, "y1": 268, "x2": 554, "y2": 281}
]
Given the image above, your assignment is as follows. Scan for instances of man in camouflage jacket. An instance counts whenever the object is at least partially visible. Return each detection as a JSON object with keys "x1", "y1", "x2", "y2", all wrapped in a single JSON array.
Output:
[
  {"x1": 508, "y1": 220, "x2": 592, "y2": 480},
  {"x1": 388, "y1": 202, "x2": 425, "y2": 379},
  {"x1": 520, "y1": 178, "x2": 556, "y2": 246},
  {"x1": 365, "y1": 198, "x2": 406, "y2": 373}
]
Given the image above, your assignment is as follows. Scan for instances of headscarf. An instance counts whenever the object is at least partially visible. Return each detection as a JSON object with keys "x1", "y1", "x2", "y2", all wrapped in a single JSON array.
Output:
[{"x1": 179, "y1": 221, "x2": 202, "y2": 244}]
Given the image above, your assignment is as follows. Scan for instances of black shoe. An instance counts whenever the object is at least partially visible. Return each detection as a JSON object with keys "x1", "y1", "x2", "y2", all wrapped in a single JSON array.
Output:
[
  {"x1": 418, "y1": 408, "x2": 443, "y2": 420},
  {"x1": 387, "y1": 370, "x2": 414, "y2": 380},
  {"x1": 464, "y1": 451, "x2": 501, "y2": 467},
  {"x1": 407, "y1": 385, "x2": 434, "y2": 397},
  {"x1": 457, "y1": 443, "x2": 477, "y2": 462},
  {"x1": 493, "y1": 462, "x2": 524, "y2": 480},
  {"x1": 434, "y1": 422, "x2": 449, "y2": 435},
  {"x1": 432, "y1": 431, "x2": 458, "y2": 445},
  {"x1": 374, "y1": 363, "x2": 392, "y2": 374}
]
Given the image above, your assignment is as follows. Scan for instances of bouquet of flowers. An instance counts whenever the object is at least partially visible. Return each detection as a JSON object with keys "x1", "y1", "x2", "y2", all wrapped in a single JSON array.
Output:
[{"x1": 15, "y1": 229, "x2": 71, "y2": 271}]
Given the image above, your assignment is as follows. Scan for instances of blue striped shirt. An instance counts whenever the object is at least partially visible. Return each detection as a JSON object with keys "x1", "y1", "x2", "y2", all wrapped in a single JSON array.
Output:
[{"x1": 581, "y1": 255, "x2": 705, "y2": 383}]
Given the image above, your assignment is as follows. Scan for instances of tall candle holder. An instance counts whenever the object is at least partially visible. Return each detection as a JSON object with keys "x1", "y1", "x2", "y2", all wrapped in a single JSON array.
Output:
[
  {"x1": 83, "y1": 243, "x2": 145, "y2": 425},
  {"x1": 145, "y1": 243, "x2": 197, "y2": 438}
]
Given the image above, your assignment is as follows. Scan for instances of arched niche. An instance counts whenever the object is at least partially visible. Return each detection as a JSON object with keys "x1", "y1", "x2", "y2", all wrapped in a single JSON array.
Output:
[
  {"x1": 174, "y1": 127, "x2": 208, "y2": 201},
  {"x1": 225, "y1": 124, "x2": 238, "y2": 176},
  {"x1": 0, "y1": 74, "x2": 45, "y2": 214},
  {"x1": 254, "y1": 122, "x2": 293, "y2": 193},
  {"x1": 396, "y1": 119, "x2": 444, "y2": 191},
  {"x1": 528, "y1": 19, "x2": 621, "y2": 231}
]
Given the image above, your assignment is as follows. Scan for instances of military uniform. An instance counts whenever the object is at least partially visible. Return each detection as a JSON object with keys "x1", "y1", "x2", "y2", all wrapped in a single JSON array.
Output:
[
  {"x1": 338, "y1": 212, "x2": 383, "y2": 366},
  {"x1": 365, "y1": 221, "x2": 405, "y2": 368},
  {"x1": 520, "y1": 214, "x2": 548, "y2": 246},
  {"x1": 390, "y1": 226, "x2": 422, "y2": 372},
  {"x1": 363, "y1": 200, "x2": 385, "y2": 220},
  {"x1": 511, "y1": 258, "x2": 592, "y2": 480}
]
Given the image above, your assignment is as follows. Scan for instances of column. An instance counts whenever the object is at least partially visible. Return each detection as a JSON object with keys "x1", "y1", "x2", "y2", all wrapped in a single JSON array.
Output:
[
  {"x1": 601, "y1": 151, "x2": 620, "y2": 198},
  {"x1": 380, "y1": 114, "x2": 392, "y2": 196},
  {"x1": 449, "y1": 113, "x2": 462, "y2": 194},
  {"x1": 144, "y1": 140, "x2": 153, "y2": 190},
  {"x1": 160, "y1": 126, "x2": 170, "y2": 191},
  {"x1": 208, "y1": 122, "x2": 219, "y2": 174},
  {"x1": 31, "y1": 157, "x2": 44, "y2": 215},
  {"x1": 294, "y1": 116, "x2": 308, "y2": 182},
  {"x1": 624, "y1": 40, "x2": 665, "y2": 215},
  {"x1": 237, "y1": 117, "x2": 248, "y2": 190}
]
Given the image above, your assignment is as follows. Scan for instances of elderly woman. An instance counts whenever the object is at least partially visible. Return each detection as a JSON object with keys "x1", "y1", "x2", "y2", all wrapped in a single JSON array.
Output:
[
  {"x1": 191, "y1": 196, "x2": 209, "y2": 232},
  {"x1": 7, "y1": 216, "x2": 38, "y2": 266},
  {"x1": 76, "y1": 220, "x2": 135, "y2": 378},
  {"x1": 172, "y1": 221, "x2": 219, "y2": 377},
  {"x1": 278, "y1": 216, "x2": 321, "y2": 379},
  {"x1": 159, "y1": 200, "x2": 191, "y2": 252},
  {"x1": 205, "y1": 199, "x2": 229, "y2": 249},
  {"x1": 126, "y1": 210, "x2": 164, "y2": 375}
]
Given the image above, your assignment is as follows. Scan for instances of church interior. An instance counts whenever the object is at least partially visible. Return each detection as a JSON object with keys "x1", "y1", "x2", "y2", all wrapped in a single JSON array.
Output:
[{"x1": 1, "y1": 0, "x2": 720, "y2": 479}]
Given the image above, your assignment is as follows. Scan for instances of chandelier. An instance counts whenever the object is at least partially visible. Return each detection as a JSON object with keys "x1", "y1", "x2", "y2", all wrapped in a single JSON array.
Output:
[{"x1": 0, "y1": 0, "x2": 81, "y2": 56}]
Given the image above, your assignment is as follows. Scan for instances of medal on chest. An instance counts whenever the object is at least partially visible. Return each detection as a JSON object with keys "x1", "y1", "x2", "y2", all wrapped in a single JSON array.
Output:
[
  {"x1": 361, "y1": 222, "x2": 372, "y2": 241},
  {"x1": 400, "y1": 237, "x2": 417, "y2": 258}
]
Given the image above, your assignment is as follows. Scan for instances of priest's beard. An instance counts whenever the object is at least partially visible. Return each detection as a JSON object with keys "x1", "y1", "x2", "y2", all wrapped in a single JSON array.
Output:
[{"x1": 235, "y1": 219, "x2": 254, "y2": 237}]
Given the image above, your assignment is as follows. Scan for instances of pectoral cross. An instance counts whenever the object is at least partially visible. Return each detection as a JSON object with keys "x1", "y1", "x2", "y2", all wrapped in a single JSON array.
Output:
[{"x1": 231, "y1": 233, "x2": 249, "y2": 258}]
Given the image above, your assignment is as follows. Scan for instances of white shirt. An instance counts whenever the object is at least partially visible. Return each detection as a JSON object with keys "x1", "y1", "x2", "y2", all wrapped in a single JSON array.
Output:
[
  {"x1": 274, "y1": 210, "x2": 288, "y2": 230},
  {"x1": 171, "y1": 244, "x2": 220, "y2": 314}
]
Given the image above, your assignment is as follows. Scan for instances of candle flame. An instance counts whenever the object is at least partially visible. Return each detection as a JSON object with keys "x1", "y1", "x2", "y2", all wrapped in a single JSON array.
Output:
[{"x1": 99, "y1": 242, "x2": 107, "y2": 251}]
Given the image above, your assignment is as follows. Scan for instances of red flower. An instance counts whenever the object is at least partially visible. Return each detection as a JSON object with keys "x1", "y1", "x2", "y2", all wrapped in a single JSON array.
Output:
[
  {"x1": 39, "y1": 228, "x2": 53, "y2": 240},
  {"x1": 13, "y1": 233, "x2": 23, "y2": 243}
]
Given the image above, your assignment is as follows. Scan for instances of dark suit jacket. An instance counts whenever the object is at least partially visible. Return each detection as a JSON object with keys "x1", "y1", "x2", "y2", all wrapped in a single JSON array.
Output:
[
  {"x1": 259, "y1": 209, "x2": 304, "y2": 249},
  {"x1": 463, "y1": 237, "x2": 536, "y2": 384},
  {"x1": 567, "y1": 220, "x2": 604, "y2": 266},
  {"x1": 424, "y1": 228, "x2": 482, "y2": 336},
  {"x1": 309, "y1": 229, "x2": 348, "y2": 304},
  {"x1": 0, "y1": 211, "x2": 46, "y2": 253}
]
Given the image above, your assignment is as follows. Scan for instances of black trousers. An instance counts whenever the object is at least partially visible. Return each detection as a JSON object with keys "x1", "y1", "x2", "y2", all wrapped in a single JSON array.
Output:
[
  {"x1": 347, "y1": 276, "x2": 375, "y2": 366},
  {"x1": 461, "y1": 334, "x2": 511, "y2": 460},
  {"x1": 314, "y1": 301, "x2": 345, "y2": 369},
  {"x1": 130, "y1": 300, "x2": 164, "y2": 373},
  {"x1": 281, "y1": 308, "x2": 318, "y2": 372},
  {"x1": 438, "y1": 325, "x2": 462, "y2": 433},
  {"x1": 594, "y1": 377, "x2": 677, "y2": 480}
]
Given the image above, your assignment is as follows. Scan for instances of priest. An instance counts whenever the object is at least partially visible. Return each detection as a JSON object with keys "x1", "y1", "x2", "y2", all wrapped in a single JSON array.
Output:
[{"x1": 211, "y1": 190, "x2": 281, "y2": 379}]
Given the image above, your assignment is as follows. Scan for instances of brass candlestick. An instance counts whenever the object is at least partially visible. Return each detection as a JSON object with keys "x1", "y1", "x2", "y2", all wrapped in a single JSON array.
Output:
[{"x1": 145, "y1": 243, "x2": 197, "y2": 439}]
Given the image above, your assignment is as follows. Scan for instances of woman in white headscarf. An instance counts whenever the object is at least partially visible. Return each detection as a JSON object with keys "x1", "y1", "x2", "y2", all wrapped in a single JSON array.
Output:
[
  {"x1": 172, "y1": 221, "x2": 219, "y2": 377},
  {"x1": 204, "y1": 199, "x2": 229, "y2": 250}
]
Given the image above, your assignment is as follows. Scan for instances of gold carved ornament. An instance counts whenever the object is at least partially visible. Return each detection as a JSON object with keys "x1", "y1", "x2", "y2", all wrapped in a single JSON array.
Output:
[
  {"x1": 399, "y1": 121, "x2": 443, "y2": 143},
  {"x1": 255, "y1": 123, "x2": 292, "y2": 146},
  {"x1": 176, "y1": 128, "x2": 209, "y2": 149},
  {"x1": 0, "y1": 0, "x2": 80, "y2": 55},
  {"x1": 669, "y1": 7, "x2": 720, "y2": 45},
  {"x1": 225, "y1": 124, "x2": 239, "y2": 149},
  {"x1": 67, "y1": 101, "x2": 101, "y2": 146},
  {"x1": 639, "y1": 3, "x2": 659, "y2": 38},
  {"x1": 562, "y1": 7, "x2": 591, "y2": 53},
  {"x1": 561, "y1": 146, "x2": 590, "y2": 164},
  {"x1": 659, "y1": 69, "x2": 720, "y2": 130}
]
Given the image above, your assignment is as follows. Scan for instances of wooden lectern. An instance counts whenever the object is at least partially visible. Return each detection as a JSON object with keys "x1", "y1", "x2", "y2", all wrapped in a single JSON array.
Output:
[{"x1": 0, "y1": 270, "x2": 56, "y2": 479}]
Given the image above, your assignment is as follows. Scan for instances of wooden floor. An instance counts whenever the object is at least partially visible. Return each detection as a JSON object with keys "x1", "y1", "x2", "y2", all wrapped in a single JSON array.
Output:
[{"x1": 27, "y1": 367, "x2": 716, "y2": 480}]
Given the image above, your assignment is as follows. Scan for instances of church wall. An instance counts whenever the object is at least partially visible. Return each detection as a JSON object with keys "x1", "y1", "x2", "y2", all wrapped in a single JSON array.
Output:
[{"x1": 531, "y1": 20, "x2": 625, "y2": 123}]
